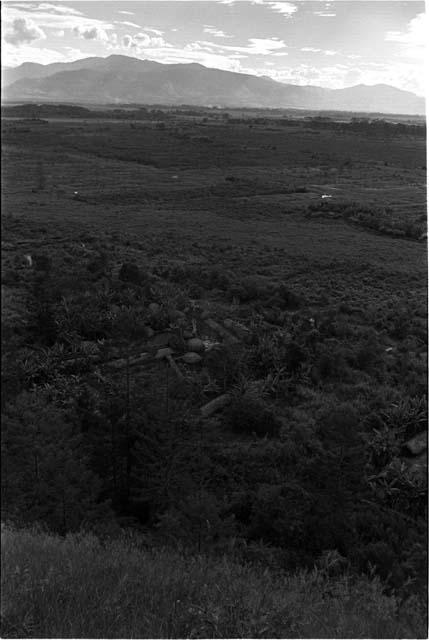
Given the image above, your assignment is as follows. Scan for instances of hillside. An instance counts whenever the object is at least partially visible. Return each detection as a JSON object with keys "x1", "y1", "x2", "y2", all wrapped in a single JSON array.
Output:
[
  {"x1": 2, "y1": 54, "x2": 425, "y2": 114},
  {"x1": 1, "y1": 108, "x2": 427, "y2": 636}
]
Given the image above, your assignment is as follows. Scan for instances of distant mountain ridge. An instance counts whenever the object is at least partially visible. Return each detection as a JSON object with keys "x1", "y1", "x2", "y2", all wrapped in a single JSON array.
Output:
[{"x1": 1, "y1": 54, "x2": 425, "y2": 115}]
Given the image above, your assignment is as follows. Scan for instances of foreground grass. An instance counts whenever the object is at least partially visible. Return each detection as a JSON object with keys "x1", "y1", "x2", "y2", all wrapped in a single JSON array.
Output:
[{"x1": 1, "y1": 525, "x2": 425, "y2": 639}]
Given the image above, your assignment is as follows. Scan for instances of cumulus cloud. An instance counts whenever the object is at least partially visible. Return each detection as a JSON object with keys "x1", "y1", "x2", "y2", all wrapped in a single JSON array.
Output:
[
  {"x1": 73, "y1": 25, "x2": 109, "y2": 41},
  {"x1": 118, "y1": 10, "x2": 135, "y2": 15},
  {"x1": 121, "y1": 32, "x2": 168, "y2": 49},
  {"x1": 260, "y1": 58, "x2": 424, "y2": 96},
  {"x1": 4, "y1": 17, "x2": 46, "y2": 45},
  {"x1": 385, "y1": 12, "x2": 426, "y2": 60},
  {"x1": 146, "y1": 28, "x2": 164, "y2": 36},
  {"x1": 266, "y1": 63, "x2": 353, "y2": 88},
  {"x1": 122, "y1": 34, "x2": 133, "y2": 49}
]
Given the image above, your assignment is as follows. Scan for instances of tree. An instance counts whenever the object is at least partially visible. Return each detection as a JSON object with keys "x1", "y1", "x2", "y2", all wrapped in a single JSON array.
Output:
[{"x1": 1, "y1": 390, "x2": 111, "y2": 533}]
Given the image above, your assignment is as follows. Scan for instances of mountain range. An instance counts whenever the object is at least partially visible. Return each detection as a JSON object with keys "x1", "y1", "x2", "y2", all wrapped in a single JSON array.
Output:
[{"x1": 1, "y1": 54, "x2": 425, "y2": 115}]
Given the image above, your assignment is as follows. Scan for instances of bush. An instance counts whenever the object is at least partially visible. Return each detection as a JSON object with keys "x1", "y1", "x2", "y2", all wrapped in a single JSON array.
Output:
[
  {"x1": 118, "y1": 262, "x2": 145, "y2": 286},
  {"x1": 226, "y1": 389, "x2": 280, "y2": 437},
  {"x1": 276, "y1": 284, "x2": 303, "y2": 310}
]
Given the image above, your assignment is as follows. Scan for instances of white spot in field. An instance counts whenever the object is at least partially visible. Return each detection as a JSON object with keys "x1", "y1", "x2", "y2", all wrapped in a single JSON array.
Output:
[
  {"x1": 24, "y1": 254, "x2": 32, "y2": 267},
  {"x1": 321, "y1": 194, "x2": 332, "y2": 199},
  {"x1": 385, "y1": 347, "x2": 393, "y2": 353},
  {"x1": 203, "y1": 339, "x2": 219, "y2": 351},
  {"x1": 172, "y1": 175, "x2": 178, "y2": 179}
]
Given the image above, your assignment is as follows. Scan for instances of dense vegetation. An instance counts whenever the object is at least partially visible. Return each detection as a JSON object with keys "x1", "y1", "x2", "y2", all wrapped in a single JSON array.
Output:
[{"x1": 1, "y1": 108, "x2": 427, "y2": 637}]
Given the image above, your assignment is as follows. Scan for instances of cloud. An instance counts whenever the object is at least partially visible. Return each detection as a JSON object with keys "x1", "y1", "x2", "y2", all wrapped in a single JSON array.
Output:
[
  {"x1": 3, "y1": 4, "x2": 114, "y2": 32},
  {"x1": 300, "y1": 47, "x2": 342, "y2": 59},
  {"x1": 220, "y1": 0, "x2": 297, "y2": 15},
  {"x1": 73, "y1": 25, "x2": 109, "y2": 41},
  {"x1": 122, "y1": 34, "x2": 133, "y2": 49},
  {"x1": 4, "y1": 17, "x2": 46, "y2": 45},
  {"x1": 356, "y1": 61, "x2": 425, "y2": 96},
  {"x1": 118, "y1": 10, "x2": 134, "y2": 15},
  {"x1": 203, "y1": 26, "x2": 232, "y2": 38},
  {"x1": 266, "y1": 2, "x2": 297, "y2": 17},
  {"x1": 111, "y1": 38, "x2": 244, "y2": 73},
  {"x1": 190, "y1": 37, "x2": 286, "y2": 56},
  {"x1": 260, "y1": 58, "x2": 425, "y2": 96},
  {"x1": 265, "y1": 63, "x2": 354, "y2": 88},
  {"x1": 385, "y1": 12, "x2": 426, "y2": 61},
  {"x1": 118, "y1": 21, "x2": 142, "y2": 29},
  {"x1": 146, "y1": 28, "x2": 164, "y2": 36},
  {"x1": 34, "y1": 3, "x2": 83, "y2": 16},
  {"x1": 148, "y1": 48, "x2": 243, "y2": 72},
  {"x1": 121, "y1": 32, "x2": 169, "y2": 49},
  {"x1": 2, "y1": 41, "x2": 85, "y2": 67},
  {"x1": 314, "y1": 11, "x2": 337, "y2": 17},
  {"x1": 12, "y1": 3, "x2": 83, "y2": 16}
]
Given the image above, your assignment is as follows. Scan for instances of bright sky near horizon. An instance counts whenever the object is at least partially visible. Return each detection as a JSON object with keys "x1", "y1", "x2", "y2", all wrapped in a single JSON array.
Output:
[{"x1": 1, "y1": 1, "x2": 427, "y2": 95}]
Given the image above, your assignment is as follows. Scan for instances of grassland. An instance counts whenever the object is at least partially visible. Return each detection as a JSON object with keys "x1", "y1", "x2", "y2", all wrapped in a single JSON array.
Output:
[{"x1": 2, "y1": 524, "x2": 426, "y2": 639}]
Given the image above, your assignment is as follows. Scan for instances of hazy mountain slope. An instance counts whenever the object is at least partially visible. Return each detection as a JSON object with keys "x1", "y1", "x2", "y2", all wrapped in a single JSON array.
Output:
[
  {"x1": 2, "y1": 54, "x2": 425, "y2": 114},
  {"x1": 325, "y1": 84, "x2": 425, "y2": 115},
  {"x1": 1, "y1": 55, "x2": 161, "y2": 87}
]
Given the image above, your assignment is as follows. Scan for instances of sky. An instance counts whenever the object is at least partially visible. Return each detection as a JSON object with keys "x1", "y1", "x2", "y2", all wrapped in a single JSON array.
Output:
[{"x1": 1, "y1": 1, "x2": 427, "y2": 95}]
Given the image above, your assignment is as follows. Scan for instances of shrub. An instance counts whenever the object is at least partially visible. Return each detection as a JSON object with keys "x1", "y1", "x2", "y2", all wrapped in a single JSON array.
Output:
[
  {"x1": 226, "y1": 388, "x2": 280, "y2": 437},
  {"x1": 276, "y1": 284, "x2": 303, "y2": 310},
  {"x1": 118, "y1": 262, "x2": 144, "y2": 286},
  {"x1": 33, "y1": 254, "x2": 52, "y2": 273},
  {"x1": 285, "y1": 340, "x2": 307, "y2": 373},
  {"x1": 315, "y1": 346, "x2": 348, "y2": 381}
]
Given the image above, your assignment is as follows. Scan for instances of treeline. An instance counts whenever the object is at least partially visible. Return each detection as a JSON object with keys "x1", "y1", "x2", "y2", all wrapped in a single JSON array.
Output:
[
  {"x1": 1, "y1": 104, "x2": 172, "y2": 121},
  {"x1": 226, "y1": 115, "x2": 426, "y2": 137},
  {"x1": 305, "y1": 116, "x2": 426, "y2": 138},
  {"x1": 2, "y1": 105, "x2": 425, "y2": 138}
]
